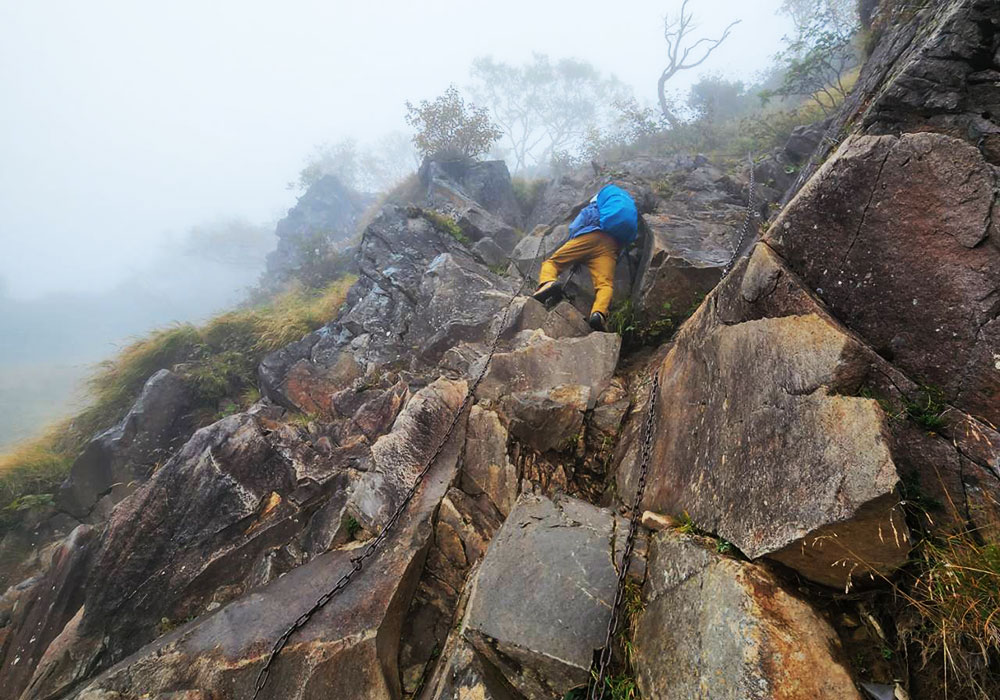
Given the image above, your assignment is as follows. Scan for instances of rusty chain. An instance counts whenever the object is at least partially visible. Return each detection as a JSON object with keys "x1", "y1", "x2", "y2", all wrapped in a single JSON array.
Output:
[
  {"x1": 722, "y1": 153, "x2": 757, "y2": 277},
  {"x1": 590, "y1": 152, "x2": 754, "y2": 698},
  {"x1": 251, "y1": 229, "x2": 543, "y2": 699},
  {"x1": 589, "y1": 369, "x2": 660, "y2": 700}
]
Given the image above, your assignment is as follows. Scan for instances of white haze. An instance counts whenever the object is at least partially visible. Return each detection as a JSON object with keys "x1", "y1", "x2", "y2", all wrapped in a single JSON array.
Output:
[{"x1": 0, "y1": 0, "x2": 790, "y2": 446}]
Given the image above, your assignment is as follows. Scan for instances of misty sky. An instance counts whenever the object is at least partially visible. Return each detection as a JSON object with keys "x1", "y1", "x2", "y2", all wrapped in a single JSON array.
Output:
[{"x1": 1, "y1": 0, "x2": 790, "y2": 300}]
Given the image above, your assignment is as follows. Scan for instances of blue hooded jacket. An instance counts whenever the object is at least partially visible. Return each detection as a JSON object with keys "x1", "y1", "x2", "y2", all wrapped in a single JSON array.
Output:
[{"x1": 568, "y1": 184, "x2": 639, "y2": 248}]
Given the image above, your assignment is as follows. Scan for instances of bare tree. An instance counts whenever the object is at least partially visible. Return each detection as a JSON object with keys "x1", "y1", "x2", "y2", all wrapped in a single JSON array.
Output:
[{"x1": 658, "y1": 0, "x2": 740, "y2": 127}]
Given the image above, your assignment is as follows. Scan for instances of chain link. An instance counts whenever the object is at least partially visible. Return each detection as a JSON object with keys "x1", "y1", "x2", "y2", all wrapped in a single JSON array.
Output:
[
  {"x1": 588, "y1": 370, "x2": 660, "y2": 700},
  {"x1": 722, "y1": 153, "x2": 757, "y2": 277},
  {"x1": 251, "y1": 236, "x2": 542, "y2": 700},
  {"x1": 589, "y1": 152, "x2": 754, "y2": 699}
]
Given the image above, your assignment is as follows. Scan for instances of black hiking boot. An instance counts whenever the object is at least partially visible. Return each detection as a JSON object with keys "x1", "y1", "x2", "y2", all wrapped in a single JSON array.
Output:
[
  {"x1": 589, "y1": 311, "x2": 607, "y2": 333},
  {"x1": 531, "y1": 280, "x2": 563, "y2": 305}
]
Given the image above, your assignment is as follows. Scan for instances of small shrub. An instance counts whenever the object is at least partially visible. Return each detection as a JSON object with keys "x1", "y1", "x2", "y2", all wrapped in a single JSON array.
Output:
[
  {"x1": 346, "y1": 515, "x2": 362, "y2": 538},
  {"x1": 404, "y1": 86, "x2": 502, "y2": 161},
  {"x1": 608, "y1": 298, "x2": 678, "y2": 351},
  {"x1": 421, "y1": 210, "x2": 470, "y2": 245}
]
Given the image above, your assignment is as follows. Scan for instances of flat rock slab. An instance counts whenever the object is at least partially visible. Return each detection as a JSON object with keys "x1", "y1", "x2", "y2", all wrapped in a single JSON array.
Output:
[
  {"x1": 620, "y1": 244, "x2": 911, "y2": 588},
  {"x1": 475, "y1": 330, "x2": 620, "y2": 403},
  {"x1": 463, "y1": 494, "x2": 625, "y2": 700},
  {"x1": 635, "y1": 531, "x2": 862, "y2": 700}
]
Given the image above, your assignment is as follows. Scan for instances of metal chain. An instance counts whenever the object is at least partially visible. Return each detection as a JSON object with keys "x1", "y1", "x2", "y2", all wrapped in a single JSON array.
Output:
[
  {"x1": 251, "y1": 239, "x2": 541, "y2": 700},
  {"x1": 722, "y1": 153, "x2": 757, "y2": 277},
  {"x1": 589, "y1": 152, "x2": 755, "y2": 699},
  {"x1": 589, "y1": 370, "x2": 660, "y2": 700}
]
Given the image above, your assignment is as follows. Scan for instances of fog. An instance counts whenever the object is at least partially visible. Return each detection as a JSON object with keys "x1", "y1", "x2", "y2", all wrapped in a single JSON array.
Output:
[{"x1": 0, "y1": 0, "x2": 790, "y2": 446}]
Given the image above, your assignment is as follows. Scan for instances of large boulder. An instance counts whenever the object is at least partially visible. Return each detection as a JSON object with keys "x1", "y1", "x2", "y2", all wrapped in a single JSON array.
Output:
[
  {"x1": 632, "y1": 160, "x2": 755, "y2": 322},
  {"x1": 57, "y1": 369, "x2": 194, "y2": 520},
  {"x1": 635, "y1": 531, "x2": 862, "y2": 700},
  {"x1": 618, "y1": 241, "x2": 1000, "y2": 588},
  {"x1": 766, "y1": 132, "x2": 1000, "y2": 425},
  {"x1": 620, "y1": 244, "x2": 909, "y2": 588},
  {"x1": 421, "y1": 159, "x2": 522, "y2": 227},
  {"x1": 475, "y1": 329, "x2": 620, "y2": 403},
  {"x1": 462, "y1": 494, "x2": 631, "y2": 699}
]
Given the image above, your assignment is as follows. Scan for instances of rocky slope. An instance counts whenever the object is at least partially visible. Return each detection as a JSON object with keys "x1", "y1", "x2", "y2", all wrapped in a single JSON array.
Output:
[{"x1": 1, "y1": 1, "x2": 998, "y2": 698}]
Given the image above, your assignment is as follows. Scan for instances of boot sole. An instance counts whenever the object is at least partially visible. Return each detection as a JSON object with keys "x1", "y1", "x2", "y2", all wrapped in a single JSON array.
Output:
[{"x1": 531, "y1": 282, "x2": 563, "y2": 304}]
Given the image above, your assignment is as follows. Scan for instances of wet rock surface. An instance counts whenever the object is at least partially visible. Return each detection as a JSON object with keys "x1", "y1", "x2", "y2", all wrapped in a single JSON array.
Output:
[
  {"x1": 620, "y1": 244, "x2": 912, "y2": 588},
  {"x1": 4, "y1": 4, "x2": 1000, "y2": 698},
  {"x1": 62, "y1": 379, "x2": 468, "y2": 700},
  {"x1": 462, "y1": 494, "x2": 629, "y2": 700},
  {"x1": 767, "y1": 132, "x2": 1000, "y2": 425},
  {"x1": 635, "y1": 531, "x2": 862, "y2": 700},
  {"x1": 57, "y1": 369, "x2": 194, "y2": 520}
]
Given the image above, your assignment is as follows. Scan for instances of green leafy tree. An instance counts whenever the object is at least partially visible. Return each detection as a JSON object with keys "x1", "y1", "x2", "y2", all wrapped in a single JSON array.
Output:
[
  {"x1": 763, "y1": 7, "x2": 859, "y2": 115},
  {"x1": 405, "y1": 86, "x2": 502, "y2": 162},
  {"x1": 779, "y1": 0, "x2": 857, "y2": 41},
  {"x1": 469, "y1": 54, "x2": 630, "y2": 172}
]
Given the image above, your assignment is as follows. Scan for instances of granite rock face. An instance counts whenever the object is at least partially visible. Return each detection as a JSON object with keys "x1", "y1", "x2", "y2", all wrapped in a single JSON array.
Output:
[
  {"x1": 619, "y1": 244, "x2": 911, "y2": 588},
  {"x1": 766, "y1": 132, "x2": 1000, "y2": 425}
]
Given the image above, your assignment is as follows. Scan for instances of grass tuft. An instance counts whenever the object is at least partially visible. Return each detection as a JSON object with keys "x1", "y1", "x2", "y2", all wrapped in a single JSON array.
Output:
[
  {"x1": 421, "y1": 209, "x2": 470, "y2": 245},
  {"x1": 897, "y1": 529, "x2": 1000, "y2": 698}
]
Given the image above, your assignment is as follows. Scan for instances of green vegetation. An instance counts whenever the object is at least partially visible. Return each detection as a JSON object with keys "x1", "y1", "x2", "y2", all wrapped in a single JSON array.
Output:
[
  {"x1": 896, "y1": 531, "x2": 1000, "y2": 697},
  {"x1": 421, "y1": 209, "x2": 470, "y2": 246},
  {"x1": 903, "y1": 385, "x2": 947, "y2": 433},
  {"x1": 512, "y1": 176, "x2": 547, "y2": 216},
  {"x1": 608, "y1": 298, "x2": 689, "y2": 351},
  {"x1": 405, "y1": 85, "x2": 502, "y2": 161},
  {"x1": 0, "y1": 276, "x2": 356, "y2": 525},
  {"x1": 346, "y1": 515, "x2": 362, "y2": 538}
]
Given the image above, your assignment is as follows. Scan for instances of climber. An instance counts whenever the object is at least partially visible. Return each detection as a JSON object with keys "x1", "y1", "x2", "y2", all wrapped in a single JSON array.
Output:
[{"x1": 531, "y1": 184, "x2": 639, "y2": 332}]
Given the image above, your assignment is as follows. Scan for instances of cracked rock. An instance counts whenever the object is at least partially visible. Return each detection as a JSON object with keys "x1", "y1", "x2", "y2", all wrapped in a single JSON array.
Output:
[
  {"x1": 635, "y1": 530, "x2": 862, "y2": 700},
  {"x1": 462, "y1": 493, "x2": 632, "y2": 700}
]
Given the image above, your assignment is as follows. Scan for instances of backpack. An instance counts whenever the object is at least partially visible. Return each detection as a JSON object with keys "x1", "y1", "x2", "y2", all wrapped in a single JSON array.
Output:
[{"x1": 595, "y1": 184, "x2": 639, "y2": 247}]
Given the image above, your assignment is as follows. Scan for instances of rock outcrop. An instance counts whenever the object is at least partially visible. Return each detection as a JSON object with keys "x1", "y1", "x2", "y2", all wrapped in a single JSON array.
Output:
[
  {"x1": 3, "y1": 3, "x2": 999, "y2": 699},
  {"x1": 442, "y1": 494, "x2": 636, "y2": 700},
  {"x1": 264, "y1": 174, "x2": 370, "y2": 285},
  {"x1": 57, "y1": 369, "x2": 194, "y2": 521},
  {"x1": 766, "y1": 132, "x2": 1000, "y2": 425},
  {"x1": 635, "y1": 530, "x2": 861, "y2": 700}
]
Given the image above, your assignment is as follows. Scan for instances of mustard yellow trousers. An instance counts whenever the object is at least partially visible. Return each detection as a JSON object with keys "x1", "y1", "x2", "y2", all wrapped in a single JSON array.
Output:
[{"x1": 538, "y1": 231, "x2": 619, "y2": 315}]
